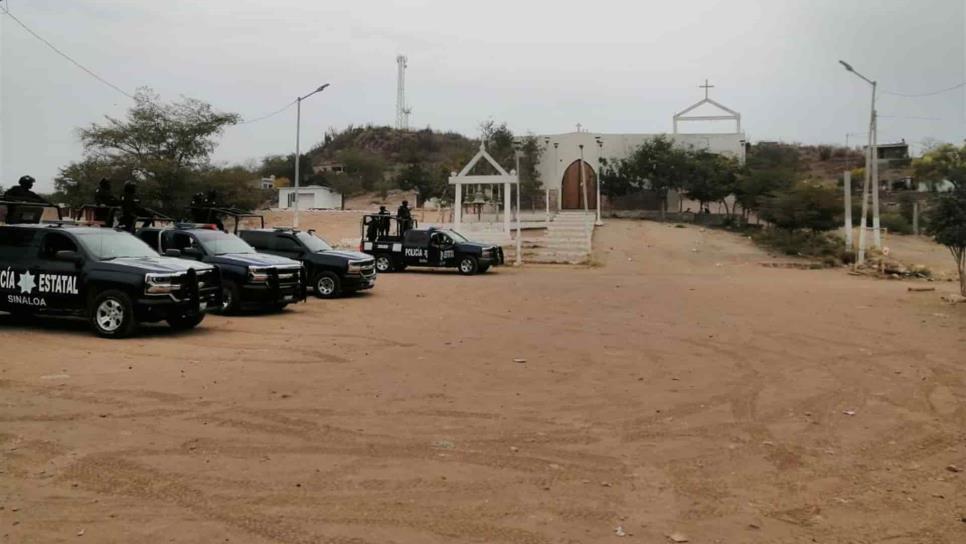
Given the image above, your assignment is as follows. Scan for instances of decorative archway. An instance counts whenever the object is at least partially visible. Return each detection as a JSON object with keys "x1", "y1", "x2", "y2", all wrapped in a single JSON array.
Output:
[{"x1": 560, "y1": 160, "x2": 597, "y2": 210}]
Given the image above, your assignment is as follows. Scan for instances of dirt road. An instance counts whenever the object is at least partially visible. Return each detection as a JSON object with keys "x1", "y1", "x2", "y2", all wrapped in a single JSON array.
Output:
[{"x1": 2, "y1": 220, "x2": 964, "y2": 543}]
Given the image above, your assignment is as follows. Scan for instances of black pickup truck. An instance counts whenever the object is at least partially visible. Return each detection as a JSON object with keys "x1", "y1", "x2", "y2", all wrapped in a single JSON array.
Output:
[
  {"x1": 239, "y1": 228, "x2": 376, "y2": 298},
  {"x1": 0, "y1": 223, "x2": 220, "y2": 337},
  {"x1": 137, "y1": 225, "x2": 306, "y2": 313},
  {"x1": 359, "y1": 215, "x2": 504, "y2": 275}
]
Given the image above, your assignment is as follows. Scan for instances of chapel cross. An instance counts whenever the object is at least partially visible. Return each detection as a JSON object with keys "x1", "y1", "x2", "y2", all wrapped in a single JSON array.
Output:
[{"x1": 700, "y1": 79, "x2": 714, "y2": 99}]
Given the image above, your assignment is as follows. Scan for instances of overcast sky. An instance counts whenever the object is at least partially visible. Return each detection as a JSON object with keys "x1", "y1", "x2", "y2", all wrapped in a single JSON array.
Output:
[{"x1": 1, "y1": 0, "x2": 964, "y2": 192}]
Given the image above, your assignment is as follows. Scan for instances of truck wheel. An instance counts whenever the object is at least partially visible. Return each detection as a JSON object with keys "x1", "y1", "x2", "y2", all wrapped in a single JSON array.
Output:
[
  {"x1": 167, "y1": 312, "x2": 205, "y2": 331},
  {"x1": 458, "y1": 256, "x2": 479, "y2": 275},
  {"x1": 375, "y1": 255, "x2": 393, "y2": 273},
  {"x1": 90, "y1": 290, "x2": 137, "y2": 338},
  {"x1": 313, "y1": 272, "x2": 342, "y2": 298},
  {"x1": 220, "y1": 281, "x2": 240, "y2": 314}
]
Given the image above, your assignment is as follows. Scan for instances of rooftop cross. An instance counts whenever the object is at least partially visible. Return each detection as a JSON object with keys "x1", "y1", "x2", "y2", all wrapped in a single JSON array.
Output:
[
  {"x1": 576, "y1": 123, "x2": 583, "y2": 133},
  {"x1": 700, "y1": 79, "x2": 715, "y2": 99}
]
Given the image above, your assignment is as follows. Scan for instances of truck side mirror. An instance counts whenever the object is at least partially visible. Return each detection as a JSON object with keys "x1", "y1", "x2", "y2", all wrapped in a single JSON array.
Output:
[
  {"x1": 55, "y1": 250, "x2": 83, "y2": 264},
  {"x1": 182, "y1": 247, "x2": 203, "y2": 259},
  {"x1": 164, "y1": 249, "x2": 182, "y2": 257}
]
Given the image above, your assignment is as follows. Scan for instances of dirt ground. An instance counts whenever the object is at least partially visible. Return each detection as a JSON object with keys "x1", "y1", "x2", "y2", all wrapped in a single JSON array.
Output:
[{"x1": 2, "y1": 219, "x2": 964, "y2": 544}]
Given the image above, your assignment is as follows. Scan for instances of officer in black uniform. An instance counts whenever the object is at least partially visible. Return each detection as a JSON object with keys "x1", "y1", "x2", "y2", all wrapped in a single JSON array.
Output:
[
  {"x1": 3, "y1": 175, "x2": 49, "y2": 203},
  {"x1": 118, "y1": 182, "x2": 156, "y2": 233},
  {"x1": 94, "y1": 178, "x2": 119, "y2": 206},
  {"x1": 396, "y1": 200, "x2": 412, "y2": 233},
  {"x1": 3, "y1": 175, "x2": 51, "y2": 223},
  {"x1": 93, "y1": 178, "x2": 121, "y2": 225},
  {"x1": 377, "y1": 205, "x2": 390, "y2": 238},
  {"x1": 204, "y1": 190, "x2": 226, "y2": 231},
  {"x1": 189, "y1": 192, "x2": 208, "y2": 223}
]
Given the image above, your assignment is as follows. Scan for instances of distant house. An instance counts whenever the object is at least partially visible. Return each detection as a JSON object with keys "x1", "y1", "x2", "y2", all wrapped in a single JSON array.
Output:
[
  {"x1": 313, "y1": 162, "x2": 345, "y2": 174},
  {"x1": 278, "y1": 185, "x2": 343, "y2": 210},
  {"x1": 864, "y1": 140, "x2": 909, "y2": 161}
]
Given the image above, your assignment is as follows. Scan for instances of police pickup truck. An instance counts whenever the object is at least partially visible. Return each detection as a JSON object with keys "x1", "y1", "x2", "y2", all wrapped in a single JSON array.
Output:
[
  {"x1": 137, "y1": 225, "x2": 306, "y2": 313},
  {"x1": 360, "y1": 215, "x2": 504, "y2": 275},
  {"x1": 0, "y1": 223, "x2": 220, "y2": 338},
  {"x1": 239, "y1": 228, "x2": 376, "y2": 298}
]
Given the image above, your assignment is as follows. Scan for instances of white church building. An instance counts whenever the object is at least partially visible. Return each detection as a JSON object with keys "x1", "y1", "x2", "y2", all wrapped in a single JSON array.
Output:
[{"x1": 533, "y1": 82, "x2": 746, "y2": 211}]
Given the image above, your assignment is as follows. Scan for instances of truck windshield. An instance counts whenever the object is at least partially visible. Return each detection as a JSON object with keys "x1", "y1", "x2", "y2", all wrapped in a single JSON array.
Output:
[
  {"x1": 296, "y1": 232, "x2": 332, "y2": 252},
  {"x1": 76, "y1": 231, "x2": 159, "y2": 260},
  {"x1": 194, "y1": 230, "x2": 256, "y2": 255}
]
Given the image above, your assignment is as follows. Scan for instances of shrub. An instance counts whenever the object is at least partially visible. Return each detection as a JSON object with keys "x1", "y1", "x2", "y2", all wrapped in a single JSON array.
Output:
[
  {"x1": 760, "y1": 183, "x2": 842, "y2": 232},
  {"x1": 880, "y1": 213, "x2": 913, "y2": 235},
  {"x1": 752, "y1": 228, "x2": 845, "y2": 264}
]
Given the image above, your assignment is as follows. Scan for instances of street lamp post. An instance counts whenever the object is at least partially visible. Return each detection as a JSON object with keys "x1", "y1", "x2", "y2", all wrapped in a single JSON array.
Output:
[
  {"x1": 293, "y1": 83, "x2": 330, "y2": 228},
  {"x1": 543, "y1": 137, "x2": 551, "y2": 225},
  {"x1": 839, "y1": 61, "x2": 879, "y2": 265},
  {"x1": 594, "y1": 136, "x2": 603, "y2": 226}
]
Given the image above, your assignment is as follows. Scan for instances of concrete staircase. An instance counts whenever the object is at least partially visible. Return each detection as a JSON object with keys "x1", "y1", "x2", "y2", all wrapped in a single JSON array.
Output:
[{"x1": 527, "y1": 211, "x2": 596, "y2": 264}]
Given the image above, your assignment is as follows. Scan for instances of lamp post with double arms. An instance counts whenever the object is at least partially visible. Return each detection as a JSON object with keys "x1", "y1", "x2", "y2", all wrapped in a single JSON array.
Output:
[{"x1": 293, "y1": 83, "x2": 330, "y2": 228}]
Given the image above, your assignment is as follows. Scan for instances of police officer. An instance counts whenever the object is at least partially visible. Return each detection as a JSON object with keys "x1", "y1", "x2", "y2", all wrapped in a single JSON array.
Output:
[
  {"x1": 3, "y1": 175, "x2": 51, "y2": 223},
  {"x1": 93, "y1": 178, "x2": 121, "y2": 225},
  {"x1": 377, "y1": 205, "x2": 390, "y2": 238},
  {"x1": 94, "y1": 178, "x2": 119, "y2": 206},
  {"x1": 204, "y1": 190, "x2": 226, "y2": 231},
  {"x1": 118, "y1": 182, "x2": 155, "y2": 233},
  {"x1": 189, "y1": 192, "x2": 208, "y2": 223},
  {"x1": 3, "y1": 175, "x2": 49, "y2": 203},
  {"x1": 396, "y1": 200, "x2": 412, "y2": 233}
]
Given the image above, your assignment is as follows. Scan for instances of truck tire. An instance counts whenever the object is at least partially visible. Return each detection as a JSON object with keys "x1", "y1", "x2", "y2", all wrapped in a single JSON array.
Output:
[
  {"x1": 313, "y1": 271, "x2": 342, "y2": 298},
  {"x1": 374, "y1": 255, "x2": 393, "y2": 273},
  {"x1": 220, "y1": 281, "x2": 240, "y2": 314},
  {"x1": 89, "y1": 289, "x2": 138, "y2": 338},
  {"x1": 167, "y1": 312, "x2": 205, "y2": 331},
  {"x1": 458, "y1": 256, "x2": 479, "y2": 275}
]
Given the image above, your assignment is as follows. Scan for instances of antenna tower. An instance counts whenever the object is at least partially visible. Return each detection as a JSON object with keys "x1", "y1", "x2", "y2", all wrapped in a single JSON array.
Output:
[{"x1": 396, "y1": 55, "x2": 411, "y2": 130}]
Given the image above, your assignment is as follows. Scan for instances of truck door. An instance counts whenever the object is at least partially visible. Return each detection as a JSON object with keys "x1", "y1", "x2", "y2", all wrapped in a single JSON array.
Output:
[
  {"x1": 429, "y1": 232, "x2": 455, "y2": 265},
  {"x1": 34, "y1": 232, "x2": 84, "y2": 310},
  {"x1": 0, "y1": 228, "x2": 38, "y2": 311},
  {"x1": 163, "y1": 231, "x2": 204, "y2": 261},
  {"x1": 403, "y1": 230, "x2": 430, "y2": 265},
  {"x1": 272, "y1": 235, "x2": 304, "y2": 260}
]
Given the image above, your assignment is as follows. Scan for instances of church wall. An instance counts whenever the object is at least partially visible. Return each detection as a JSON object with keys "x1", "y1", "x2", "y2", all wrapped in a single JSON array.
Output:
[{"x1": 536, "y1": 131, "x2": 746, "y2": 195}]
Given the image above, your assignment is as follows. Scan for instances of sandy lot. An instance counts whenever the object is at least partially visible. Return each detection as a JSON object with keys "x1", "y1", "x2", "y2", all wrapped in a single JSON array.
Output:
[{"x1": 1, "y1": 219, "x2": 964, "y2": 544}]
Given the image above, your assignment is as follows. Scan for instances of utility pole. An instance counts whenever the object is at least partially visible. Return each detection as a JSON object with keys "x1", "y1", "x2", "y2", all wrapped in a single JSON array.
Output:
[
  {"x1": 840, "y1": 60, "x2": 879, "y2": 265},
  {"x1": 595, "y1": 136, "x2": 603, "y2": 225},
  {"x1": 292, "y1": 84, "x2": 330, "y2": 228},
  {"x1": 844, "y1": 170, "x2": 853, "y2": 249}
]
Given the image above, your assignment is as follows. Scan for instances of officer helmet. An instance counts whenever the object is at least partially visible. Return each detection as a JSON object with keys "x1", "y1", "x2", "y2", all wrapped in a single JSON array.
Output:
[
  {"x1": 18, "y1": 175, "x2": 35, "y2": 188},
  {"x1": 124, "y1": 181, "x2": 137, "y2": 194},
  {"x1": 98, "y1": 178, "x2": 111, "y2": 189},
  {"x1": 402, "y1": 200, "x2": 409, "y2": 206}
]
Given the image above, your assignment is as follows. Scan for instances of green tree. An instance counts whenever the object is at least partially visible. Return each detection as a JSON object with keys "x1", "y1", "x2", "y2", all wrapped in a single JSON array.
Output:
[
  {"x1": 759, "y1": 183, "x2": 842, "y2": 232},
  {"x1": 683, "y1": 152, "x2": 739, "y2": 215},
  {"x1": 914, "y1": 142, "x2": 965, "y2": 190},
  {"x1": 259, "y1": 154, "x2": 313, "y2": 184},
  {"x1": 56, "y1": 88, "x2": 239, "y2": 215},
  {"x1": 925, "y1": 184, "x2": 966, "y2": 295},
  {"x1": 602, "y1": 135, "x2": 690, "y2": 217}
]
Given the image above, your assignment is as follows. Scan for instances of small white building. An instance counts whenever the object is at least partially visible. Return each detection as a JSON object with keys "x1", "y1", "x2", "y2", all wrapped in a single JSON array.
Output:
[{"x1": 278, "y1": 185, "x2": 343, "y2": 210}]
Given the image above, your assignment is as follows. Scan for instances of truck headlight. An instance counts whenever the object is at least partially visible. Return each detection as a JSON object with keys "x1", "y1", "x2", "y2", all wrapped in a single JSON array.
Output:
[
  {"x1": 144, "y1": 273, "x2": 180, "y2": 294},
  {"x1": 248, "y1": 266, "x2": 271, "y2": 283}
]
